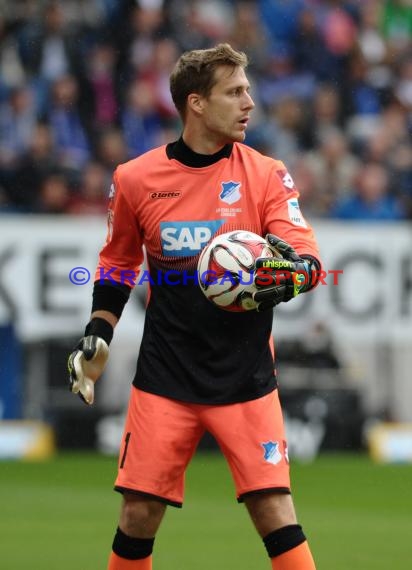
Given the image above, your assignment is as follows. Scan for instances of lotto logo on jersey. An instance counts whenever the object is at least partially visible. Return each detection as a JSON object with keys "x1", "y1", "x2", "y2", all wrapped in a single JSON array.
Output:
[{"x1": 160, "y1": 220, "x2": 225, "y2": 257}]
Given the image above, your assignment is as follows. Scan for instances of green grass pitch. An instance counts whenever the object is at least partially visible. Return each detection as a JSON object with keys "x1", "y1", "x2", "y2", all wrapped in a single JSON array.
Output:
[{"x1": 1, "y1": 451, "x2": 411, "y2": 569}]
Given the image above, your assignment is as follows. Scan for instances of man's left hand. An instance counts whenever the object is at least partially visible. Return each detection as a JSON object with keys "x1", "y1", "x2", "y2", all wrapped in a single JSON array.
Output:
[{"x1": 252, "y1": 234, "x2": 314, "y2": 311}]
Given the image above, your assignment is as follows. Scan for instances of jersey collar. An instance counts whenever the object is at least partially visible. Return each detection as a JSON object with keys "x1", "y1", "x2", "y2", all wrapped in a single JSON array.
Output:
[{"x1": 166, "y1": 137, "x2": 233, "y2": 167}]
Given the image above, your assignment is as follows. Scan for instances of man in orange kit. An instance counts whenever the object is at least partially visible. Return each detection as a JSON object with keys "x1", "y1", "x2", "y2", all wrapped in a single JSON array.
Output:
[{"x1": 68, "y1": 44, "x2": 321, "y2": 569}]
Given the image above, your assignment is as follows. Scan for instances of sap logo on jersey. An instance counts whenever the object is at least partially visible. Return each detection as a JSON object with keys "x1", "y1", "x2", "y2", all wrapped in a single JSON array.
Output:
[{"x1": 160, "y1": 220, "x2": 225, "y2": 257}]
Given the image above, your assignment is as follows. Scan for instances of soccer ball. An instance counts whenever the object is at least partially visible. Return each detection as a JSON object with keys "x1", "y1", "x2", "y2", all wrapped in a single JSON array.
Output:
[{"x1": 197, "y1": 230, "x2": 274, "y2": 312}]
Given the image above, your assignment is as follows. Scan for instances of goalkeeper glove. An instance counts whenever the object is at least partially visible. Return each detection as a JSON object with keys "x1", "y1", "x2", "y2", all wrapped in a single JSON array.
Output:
[
  {"x1": 67, "y1": 318, "x2": 113, "y2": 405},
  {"x1": 253, "y1": 234, "x2": 318, "y2": 311}
]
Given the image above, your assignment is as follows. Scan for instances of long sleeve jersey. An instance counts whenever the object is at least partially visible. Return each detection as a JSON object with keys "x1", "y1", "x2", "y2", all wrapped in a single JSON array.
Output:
[{"x1": 95, "y1": 138, "x2": 321, "y2": 404}]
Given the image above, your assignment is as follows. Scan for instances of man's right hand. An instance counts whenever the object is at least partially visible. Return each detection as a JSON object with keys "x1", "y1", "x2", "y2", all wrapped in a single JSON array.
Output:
[{"x1": 68, "y1": 335, "x2": 110, "y2": 405}]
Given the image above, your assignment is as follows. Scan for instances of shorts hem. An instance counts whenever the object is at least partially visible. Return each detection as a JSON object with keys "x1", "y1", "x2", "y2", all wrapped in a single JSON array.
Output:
[
  {"x1": 237, "y1": 486, "x2": 291, "y2": 503},
  {"x1": 114, "y1": 486, "x2": 183, "y2": 508}
]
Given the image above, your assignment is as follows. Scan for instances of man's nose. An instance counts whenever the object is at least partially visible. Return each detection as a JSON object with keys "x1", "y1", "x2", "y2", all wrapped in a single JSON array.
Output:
[{"x1": 244, "y1": 92, "x2": 255, "y2": 109}]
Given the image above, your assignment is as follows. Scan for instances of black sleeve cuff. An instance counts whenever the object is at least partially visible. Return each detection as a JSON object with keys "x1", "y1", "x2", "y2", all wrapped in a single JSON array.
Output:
[
  {"x1": 92, "y1": 281, "x2": 132, "y2": 319},
  {"x1": 84, "y1": 317, "x2": 114, "y2": 345}
]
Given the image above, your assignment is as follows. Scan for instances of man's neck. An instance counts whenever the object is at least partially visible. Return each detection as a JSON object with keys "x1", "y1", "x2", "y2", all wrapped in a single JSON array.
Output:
[{"x1": 181, "y1": 125, "x2": 231, "y2": 155}]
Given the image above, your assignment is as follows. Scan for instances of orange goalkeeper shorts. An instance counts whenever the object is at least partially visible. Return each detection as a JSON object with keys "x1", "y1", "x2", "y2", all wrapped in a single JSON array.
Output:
[{"x1": 114, "y1": 387, "x2": 290, "y2": 507}]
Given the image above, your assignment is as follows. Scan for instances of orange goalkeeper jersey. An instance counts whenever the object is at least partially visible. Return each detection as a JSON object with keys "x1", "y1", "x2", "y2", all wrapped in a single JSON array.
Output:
[{"x1": 95, "y1": 139, "x2": 321, "y2": 404}]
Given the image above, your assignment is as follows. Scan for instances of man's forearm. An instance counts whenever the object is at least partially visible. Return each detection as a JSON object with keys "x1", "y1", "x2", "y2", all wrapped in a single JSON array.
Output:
[{"x1": 90, "y1": 310, "x2": 119, "y2": 329}]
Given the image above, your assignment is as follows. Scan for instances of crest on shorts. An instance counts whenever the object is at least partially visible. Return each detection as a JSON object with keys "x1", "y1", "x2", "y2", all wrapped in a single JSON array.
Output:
[
  {"x1": 219, "y1": 181, "x2": 241, "y2": 205},
  {"x1": 262, "y1": 441, "x2": 282, "y2": 465}
]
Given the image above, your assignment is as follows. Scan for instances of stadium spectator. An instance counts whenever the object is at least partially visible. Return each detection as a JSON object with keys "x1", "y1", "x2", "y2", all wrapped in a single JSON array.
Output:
[
  {"x1": 121, "y1": 1, "x2": 168, "y2": 82},
  {"x1": 16, "y1": 0, "x2": 83, "y2": 82},
  {"x1": 95, "y1": 127, "x2": 128, "y2": 173},
  {"x1": 302, "y1": 83, "x2": 343, "y2": 149},
  {"x1": 85, "y1": 41, "x2": 119, "y2": 129},
  {"x1": 36, "y1": 171, "x2": 71, "y2": 214},
  {"x1": 167, "y1": 0, "x2": 235, "y2": 52},
  {"x1": 343, "y1": 48, "x2": 385, "y2": 148},
  {"x1": 47, "y1": 74, "x2": 92, "y2": 174},
  {"x1": 293, "y1": 6, "x2": 345, "y2": 83},
  {"x1": 9, "y1": 122, "x2": 60, "y2": 211},
  {"x1": 136, "y1": 38, "x2": 180, "y2": 120},
  {"x1": 390, "y1": 141, "x2": 412, "y2": 218},
  {"x1": 227, "y1": 0, "x2": 270, "y2": 74},
  {"x1": 96, "y1": 127, "x2": 129, "y2": 173},
  {"x1": 381, "y1": 0, "x2": 412, "y2": 57},
  {"x1": 357, "y1": 0, "x2": 391, "y2": 89},
  {"x1": 257, "y1": 0, "x2": 305, "y2": 54},
  {"x1": 304, "y1": 127, "x2": 361, "y2": 216},
  {"x1": 393, "y1": 52, "x2": 412, "y2": 113},
  {"x1": 0, "y1": 14, "x2": 26, "y2": 98},
  {"x1": 257, "y1": 44, "x2": 316, "y2": 110},
  {"x1": 259, "y1": 95, "x2": 309, "y2": 163},
  {"x1": 361, "y1": 100, "x2": 412, "y2": 214},
  {"x1": 0, "y1": 84, "x2": 37, "y2": 192},
  {"x1": 288, "y1": 156, "x2": 326, "y2": 219},
  {"x1": 319, "y1": 1, "x2": 358, "y2": 60},
  {"x1": 16, "y1": 0, "x2": 89, "y2": 117},
  {"x1": 68, "y1": 161, "x2": 110, "y2": 215},
  {"x1": 331, "y1": 161, "x2": 406, "y2": 221},
  {"x1": 121, "y1": 78, "x2": 164, "y2": 159}
]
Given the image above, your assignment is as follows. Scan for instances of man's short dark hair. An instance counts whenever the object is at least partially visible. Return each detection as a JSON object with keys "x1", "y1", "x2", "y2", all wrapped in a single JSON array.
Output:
[{"x1": 170, "y1": 43, "x2": 249, "y2": 120}]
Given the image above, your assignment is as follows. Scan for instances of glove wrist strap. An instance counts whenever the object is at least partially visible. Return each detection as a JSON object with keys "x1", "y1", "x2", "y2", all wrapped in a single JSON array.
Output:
[
  {"x1": 300, "y1": 255, "x2": 321, "y2": 292},
  {"x1": 84, "y1": 317, "x2": 113, "y2": 346}
]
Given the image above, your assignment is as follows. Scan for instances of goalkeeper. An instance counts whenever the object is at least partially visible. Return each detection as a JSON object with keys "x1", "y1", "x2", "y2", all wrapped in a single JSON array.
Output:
[{"x1": 68, "y1": 43, "x2": 321, "y2": 570}]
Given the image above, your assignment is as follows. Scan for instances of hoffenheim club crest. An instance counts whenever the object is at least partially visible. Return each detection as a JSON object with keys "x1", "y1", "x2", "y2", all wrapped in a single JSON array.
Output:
[
  {"x1": 262, "y1": 441, "x2": 282, "y2": 465},
  {"x1": 219, "y1": 181, "x2": 241, "y2": 205}
]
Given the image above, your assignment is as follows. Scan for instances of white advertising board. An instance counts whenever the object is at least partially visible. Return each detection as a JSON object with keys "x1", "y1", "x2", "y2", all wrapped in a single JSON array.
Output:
[{"x1": 0, "y1": 216, "x2": 411, "y2": 343}]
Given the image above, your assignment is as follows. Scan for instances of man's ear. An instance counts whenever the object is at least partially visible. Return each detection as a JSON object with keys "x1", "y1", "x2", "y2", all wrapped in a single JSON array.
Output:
[{"x1": 187, "y1": 93, "x2": 204, "y2": 115}]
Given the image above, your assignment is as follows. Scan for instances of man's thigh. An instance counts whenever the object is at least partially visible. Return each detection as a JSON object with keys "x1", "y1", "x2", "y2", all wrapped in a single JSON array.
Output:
[
  {"x1": 200, "y1": 390, "x2": 290, "y2": 501},
  {"x1": 115, "y1": 387, "x2": 205, "y2": 506}
]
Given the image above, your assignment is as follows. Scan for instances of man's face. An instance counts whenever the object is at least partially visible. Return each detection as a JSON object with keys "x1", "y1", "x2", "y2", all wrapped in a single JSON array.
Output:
[{"x1": 199, "y1": 65, "x2": 255, "y2": 145}]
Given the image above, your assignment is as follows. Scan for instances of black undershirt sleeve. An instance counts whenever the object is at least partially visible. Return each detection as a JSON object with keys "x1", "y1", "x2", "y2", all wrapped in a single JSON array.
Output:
[{"x1": 91, "y1": 280, "x2": 132, "y2": 319}]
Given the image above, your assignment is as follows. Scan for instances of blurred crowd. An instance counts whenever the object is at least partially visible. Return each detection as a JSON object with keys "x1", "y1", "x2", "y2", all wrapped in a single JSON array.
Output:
[{"x1": 0, "y1": 0, "x2": 412, "y2": 220}]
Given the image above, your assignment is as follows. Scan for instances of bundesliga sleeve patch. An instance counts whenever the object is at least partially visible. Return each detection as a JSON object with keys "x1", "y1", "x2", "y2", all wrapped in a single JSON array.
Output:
[{"x1": 287, "y1": 198, "x2": 307, "y2": 228}]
